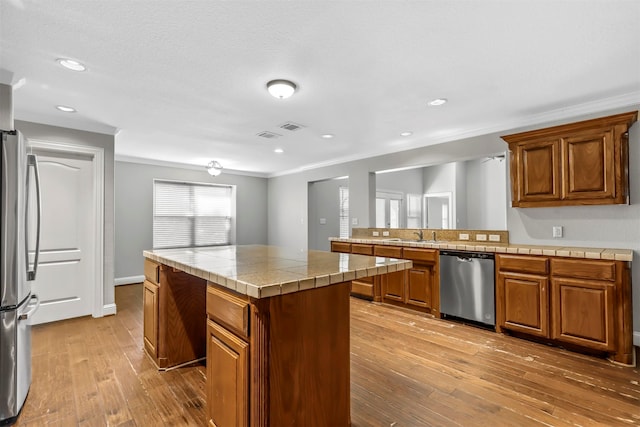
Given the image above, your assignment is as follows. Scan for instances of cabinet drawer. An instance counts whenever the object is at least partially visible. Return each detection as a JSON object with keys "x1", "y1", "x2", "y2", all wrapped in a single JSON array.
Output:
[
  {"x1": 331, "y1": 241, "x2": 351, "y2": 253},
  {"x1": 497, "y1": 254, "x2": 548, "y2": 275},
  {"x1": 144, "y1": 259, "x2": 160, "y2": 284},
  {"x1": 403, "y1": 248, "x2": 437, "y2": 263},
  {"x1": 351, "y1": 280, "x2": 374, "y2": 297},
  {"x1": 551, "y1": 258, "x2": 616, "y2": 282},
  {"x1": 206, "y1": 285, "x2": 250, "y2": 338},
  {"x1": 374, "y1": 245, "x2": 403, "y2": 258},
  {"x1": 351, "y1": 244, "x2": 374, "y2": 255}
]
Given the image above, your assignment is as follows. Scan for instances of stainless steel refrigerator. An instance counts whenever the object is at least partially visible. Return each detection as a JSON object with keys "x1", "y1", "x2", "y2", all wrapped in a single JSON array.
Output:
[{"x1": 0, "y1": 125, "x2": 41, "y2": 424}]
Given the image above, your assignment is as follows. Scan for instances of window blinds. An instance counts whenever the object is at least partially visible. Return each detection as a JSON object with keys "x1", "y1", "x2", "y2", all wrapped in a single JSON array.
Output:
[
  {"x1": 339, "y1": 186, "x2": 349, "y2": 238},
  {"x1": 153, "y1": 180, "x2": 232, "y2": 249}
]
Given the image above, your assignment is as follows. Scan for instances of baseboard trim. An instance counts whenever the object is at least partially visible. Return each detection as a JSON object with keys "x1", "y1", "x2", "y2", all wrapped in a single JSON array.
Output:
[
  {"x1": 102, "y1": 303, "x2": 117, "y2": 316},
  {"x1": 634, "y1": 331, "x2": 640, "y2": 347},
  {"x1": 115, "y1": 275, "x2": 145, "y2": 286}
]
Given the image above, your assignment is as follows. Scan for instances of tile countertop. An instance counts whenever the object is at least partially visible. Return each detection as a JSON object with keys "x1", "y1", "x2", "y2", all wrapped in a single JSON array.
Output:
[
  {"x1": 329, "y1": 238, "x2": 633, "y2": 262},
  {"x1": 143, "y1": 244, "x2": 413, "y2": 299}
]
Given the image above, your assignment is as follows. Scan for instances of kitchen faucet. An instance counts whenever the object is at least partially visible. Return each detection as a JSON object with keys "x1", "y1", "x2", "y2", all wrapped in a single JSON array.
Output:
[{"x1": 413, "y1": 230, "x2": 423, "y2": 241}]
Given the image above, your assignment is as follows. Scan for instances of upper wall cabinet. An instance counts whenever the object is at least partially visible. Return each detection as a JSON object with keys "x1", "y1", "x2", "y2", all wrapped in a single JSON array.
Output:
[{"x1": 502, "y1": 111, "x2": 637, "y2": 208}]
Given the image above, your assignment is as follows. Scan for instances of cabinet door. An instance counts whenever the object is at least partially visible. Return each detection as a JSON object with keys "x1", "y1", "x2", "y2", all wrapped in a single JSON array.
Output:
[
  {"x1": 514, "y1": 139, "x2": 561, "y2": 204},
  {"x1": 550, "y1": 278, "x2": 615, "y2": 352},
  {"x1": 406, "y1": 264, "x2": 434, "y2": 309},
  {"x1": 497, "y1": 272, "x2": 549, "y2": 338},
  {"x1": 561, "y1": 129, "x2": 615, "y2": 200},
  {"x1": 207, "y1": 320, "x2": 249, "y2": 427},
  {"x1": 143, "y1": 280, "x2": 159, "y2": 357},
  {"x1": 381, "y1": 270, "x2": 405, "y2": 302}
]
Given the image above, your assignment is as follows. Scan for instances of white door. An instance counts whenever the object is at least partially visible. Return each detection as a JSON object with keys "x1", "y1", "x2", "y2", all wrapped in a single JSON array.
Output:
[{"x1": 29, "y1": 150, "x2": 95, "y2": 325}]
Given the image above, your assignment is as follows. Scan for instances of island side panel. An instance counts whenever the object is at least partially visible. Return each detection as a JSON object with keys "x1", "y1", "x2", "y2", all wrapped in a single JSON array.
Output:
[
  {"x1": 253, "y1": 281, "x2": 351, "y2": 427},
  {"x1": 157, "y1": 265, "x2": 207, "y2": 369}
]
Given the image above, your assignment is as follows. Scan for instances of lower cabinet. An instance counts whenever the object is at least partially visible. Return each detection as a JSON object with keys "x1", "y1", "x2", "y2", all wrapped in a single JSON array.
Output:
[
  {"x1": 550, "y1": 277, "x2": 615, "y2": 352},
  {"x1": 381, "y1": 270, "x2": 405, "y2": 302},
  {"x1": 142, "y1": 280, "x2": 159, "y2": 357},
  {"x1": 206, "y1": 319, "x2": 249, "y2": 427},
  {"x1": 496, "y1": 254, "x2": 632, "y2": 364},
  {"x1": 497, "y1": 271, "x2": 549, "y2": 338},
  {"x1": 406, "y1": 262, "x2": 436, "y2": 311}
]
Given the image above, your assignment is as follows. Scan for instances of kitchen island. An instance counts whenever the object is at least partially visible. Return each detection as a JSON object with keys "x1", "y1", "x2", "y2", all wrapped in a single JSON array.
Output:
[{"x1": 142, "y1": 245, "x2": 412, "y2": 427}]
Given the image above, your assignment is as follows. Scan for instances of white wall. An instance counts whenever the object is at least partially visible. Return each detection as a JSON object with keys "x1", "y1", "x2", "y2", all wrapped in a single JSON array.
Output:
[
  {"x1": 16, "y1": 120, "x2": 116, "y2": 310},
  {"x1": 115, "y1": 161, "x2": 268, "y2": 281},
  {"x1": 308, "y1": 177, "x2": 348, "y2": 251},
  {"x1": 267, "y1": 105, "x2": 640, "y2": 342}
]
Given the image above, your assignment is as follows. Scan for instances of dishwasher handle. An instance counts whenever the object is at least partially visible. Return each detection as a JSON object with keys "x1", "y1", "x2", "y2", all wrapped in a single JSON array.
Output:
[{"x1": 440, "y1": 250, "x2": 495, "y2": 260}]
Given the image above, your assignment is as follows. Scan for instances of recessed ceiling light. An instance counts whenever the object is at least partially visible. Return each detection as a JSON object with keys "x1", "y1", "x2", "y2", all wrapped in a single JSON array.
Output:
[
  {"x1": 57, "y1": 58, "x2": 86, "y2": 72},
  {"x1": 321, "y1": 134, "x2": 334, "y2": 139},
  {"x1": 266, "y1": 79, "x2": 297, "y2": 99},
  {"x1": 274, "y1": 148, "x2": 284, "y2": 153},
  {"x1": 400, "y1": 131, "x2": 413, "y2": 137},
  {"x1": 56, "y1": 105, "x2": 76, "y2": 112},
  {"x1": 428, "y1": 98, "x2": 448, "y2": 106}
]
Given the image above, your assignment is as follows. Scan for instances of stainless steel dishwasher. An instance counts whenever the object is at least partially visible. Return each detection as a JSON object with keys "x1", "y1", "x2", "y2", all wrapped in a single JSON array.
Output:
[{"x1": 439, "y1": 250, "x2": 495, "y2": 327}]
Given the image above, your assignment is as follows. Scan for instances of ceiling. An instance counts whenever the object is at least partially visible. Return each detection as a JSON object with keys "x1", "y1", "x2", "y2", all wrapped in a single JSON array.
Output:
[{"x1": 1, "y1": 1, "x2": 639, "y2": 177}]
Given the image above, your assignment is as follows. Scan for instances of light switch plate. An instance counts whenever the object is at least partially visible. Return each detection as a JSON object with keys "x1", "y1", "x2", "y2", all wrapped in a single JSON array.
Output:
[
  {"x1": 372, "y1": 231, "x2": 380, "y2": 237},
  {"x1": 459, "y1": 233, "x2": 469, "y2": 240},
  {"x1": 319, "y1": 218, "x2": 327, "y2": 225},
  {"x1": 553, "y1": 226, "x2": 563, "y2": 238},
  {"x1": 382, "y1": 231, "x2": 390, "y2": 236},
  {"x1": 352, "y1": 217, "x2": 358, "y2": 225},
  {"x1": 489, "y1": 234, "x2": 501, "y2": 242},
  {"x1": 476, "y1": 234, "x2": 487, "y2": 241}
]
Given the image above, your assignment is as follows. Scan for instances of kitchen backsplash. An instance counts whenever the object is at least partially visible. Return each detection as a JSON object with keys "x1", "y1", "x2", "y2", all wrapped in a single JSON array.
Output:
[{"x1": 350, "y1": 228, "x2": 509, "y2": 245}]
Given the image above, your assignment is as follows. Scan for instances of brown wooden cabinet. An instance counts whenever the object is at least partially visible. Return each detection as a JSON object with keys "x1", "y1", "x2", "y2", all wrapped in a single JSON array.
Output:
[
  {"x1": 350, "y1": 243, "x2": 376, "y2": 299},
  {"x1": 142, "y1": 280, "x2": 159, "y2": 357},
  {"x1": 502, "y1": 111, "x2": 637, "y2": 207},
  {"x1": 496, "y1": 254, "x2": 632, "y2": 364},
  {"x1": 142, "y1": 260, "x2": 208, "y2": 370},
  {"x1": 206, "y1": 319, "x2": 249, "y2": 427},
  {"x1": 496, "y1": 254, "x2": 549, "y2": 337}
]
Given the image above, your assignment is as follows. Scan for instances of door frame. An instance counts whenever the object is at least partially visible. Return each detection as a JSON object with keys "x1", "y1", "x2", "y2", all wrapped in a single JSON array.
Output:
[{"x1": 28, "y1": 139, "x2": 105, "y2": 318}]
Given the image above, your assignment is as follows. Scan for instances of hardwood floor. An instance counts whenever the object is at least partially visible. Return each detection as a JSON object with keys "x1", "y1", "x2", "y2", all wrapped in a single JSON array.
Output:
[{"x1": 15, "y1": 284, "x2": 640, "y2": 426}]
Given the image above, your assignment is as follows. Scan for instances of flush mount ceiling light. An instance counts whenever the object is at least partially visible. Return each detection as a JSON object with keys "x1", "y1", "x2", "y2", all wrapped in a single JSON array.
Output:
[
  {"x1": 400, "y1": 131, "x2": 413, "y2": 137},
  {"x1": 206, "y1": 160, "x2": 223, "y2": 176},
  {"x1": 57, "y1": 58, "x2": 86, "y2": 72},
  {"x1": 321, "y1": 134, "x2": 334, "y2": 139},
  {"x1": 274, "y1": 148, "x2": 284, "y2": 154},
  {"x1": 267, "y1": 79, "x2": 297, "y2": 99},
  {"x1": 55, "y1": 105, "x2": 76, "y2": 112},
  {"x1": 428, "y1": 98, "x2": 448, "y2": 106}
]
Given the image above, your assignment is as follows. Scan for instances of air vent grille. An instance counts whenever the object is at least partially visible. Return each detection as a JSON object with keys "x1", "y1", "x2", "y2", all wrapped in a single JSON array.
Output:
[
  {"x1": 279, "y1": 122, "x2": 306, "y2": 132},
  {"x1": 257, "y1": 131, "x2": 282, "y2": 139}
]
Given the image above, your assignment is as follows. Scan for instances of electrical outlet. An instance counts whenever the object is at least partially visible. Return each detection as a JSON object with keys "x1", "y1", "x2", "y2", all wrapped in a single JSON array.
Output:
[
  {"x1": 382, "y1": 231, "x2": 390, "y2": 236},
  {"x1": 459, "y1": 233, "x2": 469, "y2": 240},
  {"x1": 351, "y1": 217, "x2": 358, "y2": 225},
  {"x1": 489, "y1": 234, "x2": 501, "y2": 242},
  {"x1": 476, "y1": 234, "x2": 487, "y2": 241},
  {"x1": 372, "y1": 231, "x2": 380, "y2": 237},
  {"x1": 553, "y1": 226, "x2": 563, "y2": 238},
  {"x1": 319, "y1": 218, "x2": 326, "y2": 225}
]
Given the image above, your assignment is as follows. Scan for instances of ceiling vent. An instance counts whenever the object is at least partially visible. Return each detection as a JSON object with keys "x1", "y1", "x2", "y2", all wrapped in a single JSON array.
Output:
[
  {"x1": 257, "y1": 131, "x2": 282, "y2": 139},
  {"x1": 279, "y1": 122, "x2": 305, "y2": 132}
]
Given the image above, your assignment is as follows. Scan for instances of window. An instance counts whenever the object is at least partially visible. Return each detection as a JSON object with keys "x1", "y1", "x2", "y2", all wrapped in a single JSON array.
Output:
[
  {"x1": 406, "y1": 193, "x2": 422, "y2": 228},
  {"x1": 153, "y1": 180, "x2": 233, "y2": 249},
  {"x1": 339, "y1": 186, "x2": 349, "y2": 238}
]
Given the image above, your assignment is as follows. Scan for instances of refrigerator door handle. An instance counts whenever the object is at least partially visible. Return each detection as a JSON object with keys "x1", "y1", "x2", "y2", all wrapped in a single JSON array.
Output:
[
  {"x1": 19, "y1": 294, "x2": 40, "y2": 320},
  {"x1": 26, "y1": 154, "x2": 41, "y2": 281}
]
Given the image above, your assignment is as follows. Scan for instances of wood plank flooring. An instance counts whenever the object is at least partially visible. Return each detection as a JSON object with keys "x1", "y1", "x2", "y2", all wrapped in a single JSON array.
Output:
[{"x1": 15, "y1": 284, "x2": 640, "y2": 426}]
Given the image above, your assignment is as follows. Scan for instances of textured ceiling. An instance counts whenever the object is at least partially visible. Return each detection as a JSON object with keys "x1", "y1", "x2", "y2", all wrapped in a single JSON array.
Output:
[{"x1": 1, "y1": 0, "x2": 639, "y2": 176}]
